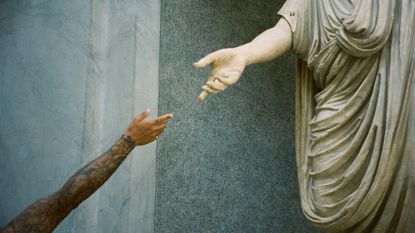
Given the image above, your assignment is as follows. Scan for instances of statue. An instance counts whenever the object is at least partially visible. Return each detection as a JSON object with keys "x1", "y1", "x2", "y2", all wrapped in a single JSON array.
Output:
[{"x1": 194, "y1": 0, "x2": 415, "y2": 232}]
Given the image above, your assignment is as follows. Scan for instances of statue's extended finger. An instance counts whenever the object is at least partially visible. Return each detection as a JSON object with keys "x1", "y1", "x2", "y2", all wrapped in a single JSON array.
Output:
[
  {"x1": 199, "y1": 91, "x2": 209, "y2": 103},
  {"x1": 193, "y1": 53, "x2": 216, "y2": 68}
]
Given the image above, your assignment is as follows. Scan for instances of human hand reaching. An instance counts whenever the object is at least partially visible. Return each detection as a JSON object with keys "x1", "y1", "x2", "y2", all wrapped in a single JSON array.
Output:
[
  {"x1": 193, "y1": 48, "x2": 247, "y2": 103},
  {"x1": 123, "y1": 110, "x2": 173, "y2": 146}
]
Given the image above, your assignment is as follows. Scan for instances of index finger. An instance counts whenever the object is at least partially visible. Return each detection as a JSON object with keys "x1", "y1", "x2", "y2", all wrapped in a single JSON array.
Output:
[
  {"x1": 152, "y1": 113, "x2": 174, "y2": 124},
  {"x1": 193, "y1": 53, "x2": 216, "y2": 68}
]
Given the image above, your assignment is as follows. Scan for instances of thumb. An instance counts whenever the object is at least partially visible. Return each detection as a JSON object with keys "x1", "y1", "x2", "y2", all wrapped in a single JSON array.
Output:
[
  {"x1": 136, "y1": 109, "x2": 150, "y2": 121},
  {"x1": 193, "y1": 53, "x2": 215, "y2": 68}
]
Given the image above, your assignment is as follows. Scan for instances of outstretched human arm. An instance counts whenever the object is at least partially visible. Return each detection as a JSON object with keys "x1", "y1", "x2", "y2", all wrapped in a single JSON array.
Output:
[
  {"x1": 0, "y1": 110, "x2": 173, "y2": 233},
  {"x1": 193, "y1": 18, "x2": 292, "y2": 103}
]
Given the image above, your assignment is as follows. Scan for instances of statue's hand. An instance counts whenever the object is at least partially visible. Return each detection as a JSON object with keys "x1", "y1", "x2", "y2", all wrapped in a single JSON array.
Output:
[{"x1": 193, "y1": 48, "x2": 246, "y2": 103}]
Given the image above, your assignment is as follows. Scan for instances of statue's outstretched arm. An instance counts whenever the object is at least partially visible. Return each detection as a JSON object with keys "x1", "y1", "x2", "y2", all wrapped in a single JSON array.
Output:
[
  {"x1": 0, "y1": 110, "x2": 173, "y2": 233},
  {"x1": 194, "y1": 18, "x2": 292, "y2": 103}
]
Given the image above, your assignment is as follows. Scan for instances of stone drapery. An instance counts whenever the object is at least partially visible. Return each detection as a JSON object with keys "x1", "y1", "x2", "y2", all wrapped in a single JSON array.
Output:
[{"x1": 279, "y1": 0, "x2": 415, "y2": 232}]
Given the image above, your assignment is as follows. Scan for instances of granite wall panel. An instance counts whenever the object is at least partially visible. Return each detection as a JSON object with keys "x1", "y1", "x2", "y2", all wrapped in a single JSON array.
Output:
[{"x1": 155, "y1": 1, "x2": 319, "y2": 232}]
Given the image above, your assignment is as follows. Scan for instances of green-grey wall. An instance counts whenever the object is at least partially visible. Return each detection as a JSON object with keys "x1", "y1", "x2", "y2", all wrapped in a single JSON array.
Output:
[{"x1": 0, "y1": 0, "x2": 160, "y2": 232}]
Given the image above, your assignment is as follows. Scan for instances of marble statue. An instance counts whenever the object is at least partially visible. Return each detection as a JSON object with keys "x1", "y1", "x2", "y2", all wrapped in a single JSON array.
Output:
[{"x1": 194, "y1": 0, "x2": 414, "y2": 232}]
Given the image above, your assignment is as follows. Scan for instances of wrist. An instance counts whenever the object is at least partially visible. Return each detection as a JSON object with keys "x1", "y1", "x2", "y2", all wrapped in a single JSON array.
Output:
[
  {"x1": 119, "y1": 134, "x2": 136, "y2": 150},
  {"x1": 234, "y1": 44, "x2": 254, "y2": 66}
]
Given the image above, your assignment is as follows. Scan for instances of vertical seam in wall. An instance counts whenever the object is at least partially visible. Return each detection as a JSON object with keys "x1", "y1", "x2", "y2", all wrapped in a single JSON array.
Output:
[
  {"x1": 154, "y1": 0, "x2": 162, "y2": 232},
  {"x1": 132, "y1": 1, "x2": 161, "y2": 231},
  {"x1": 76, "y1": 0, "x2": 109, "y2": 232},
  {"x1": 125, "y1": 10, "x2": 139, "y2": 233}
]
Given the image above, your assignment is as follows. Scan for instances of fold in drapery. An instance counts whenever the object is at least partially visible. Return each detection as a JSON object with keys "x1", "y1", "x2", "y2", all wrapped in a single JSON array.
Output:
[
  {"x1": 279, "y1": 0, "x2": 415, "y2": 232},
  {"x1": 337, "y1": 0, "x2": 395, "y2": 57}
]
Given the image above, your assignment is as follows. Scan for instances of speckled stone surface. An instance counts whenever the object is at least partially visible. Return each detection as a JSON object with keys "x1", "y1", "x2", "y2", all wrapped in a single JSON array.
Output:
[{"x1": 155, "y1": 1, "x2": 319, "y2": 233}]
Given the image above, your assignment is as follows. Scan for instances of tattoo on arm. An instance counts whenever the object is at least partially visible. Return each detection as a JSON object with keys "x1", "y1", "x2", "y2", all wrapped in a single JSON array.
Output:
[
  {"x1": 119, "y1": 134, "x2": 135, "y2": 149},
  {"x1": 1, "y1": 136, "x2": 134, "y2": 233}
]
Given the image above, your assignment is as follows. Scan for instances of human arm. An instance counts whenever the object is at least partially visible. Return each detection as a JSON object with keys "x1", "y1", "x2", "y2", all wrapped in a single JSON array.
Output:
[
  {"x1": 0, "y1": 110, "x2": 173, "y2": 233},
  {"x1": 193, "y1": 18, "x2": 292, "y2": 103}
]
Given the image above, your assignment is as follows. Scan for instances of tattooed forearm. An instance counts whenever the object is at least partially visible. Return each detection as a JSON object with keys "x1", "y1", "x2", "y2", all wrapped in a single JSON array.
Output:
[
  {"x1": 56, "y1": 135, "x2": 134, "y2": 212},
  {"x1": 1, "y1": 110, "x2": 172, "y2": 233},
  {"x1": 0, "y1": 136, "x2": 134, "y2": 233}
]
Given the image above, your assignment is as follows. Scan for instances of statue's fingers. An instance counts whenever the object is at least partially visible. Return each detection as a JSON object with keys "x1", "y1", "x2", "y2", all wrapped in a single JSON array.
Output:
[
  {"x1": 193, "y1": 53, "x2": 216, "y2": 68},
  {"x1": 207, "y1": 74, "x2": 216, "y2": 82},
  {"x1": 202, "y1": 85, "x2": 219, "y2": 93},
  {"x1": 216, "y1": 76, "x2": 235, "y2": 85},
  {"x1": 199, "y1": 91, "x2": 209, "y2": 103},
  {"x1": 206, "y1": 80, "x2": 227, "y2": 91}
]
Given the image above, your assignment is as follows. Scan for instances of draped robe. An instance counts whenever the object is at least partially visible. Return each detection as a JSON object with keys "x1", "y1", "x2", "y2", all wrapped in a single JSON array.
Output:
[{"x1": 278, "y1": 0, "x2": 415, "y2": 232}]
